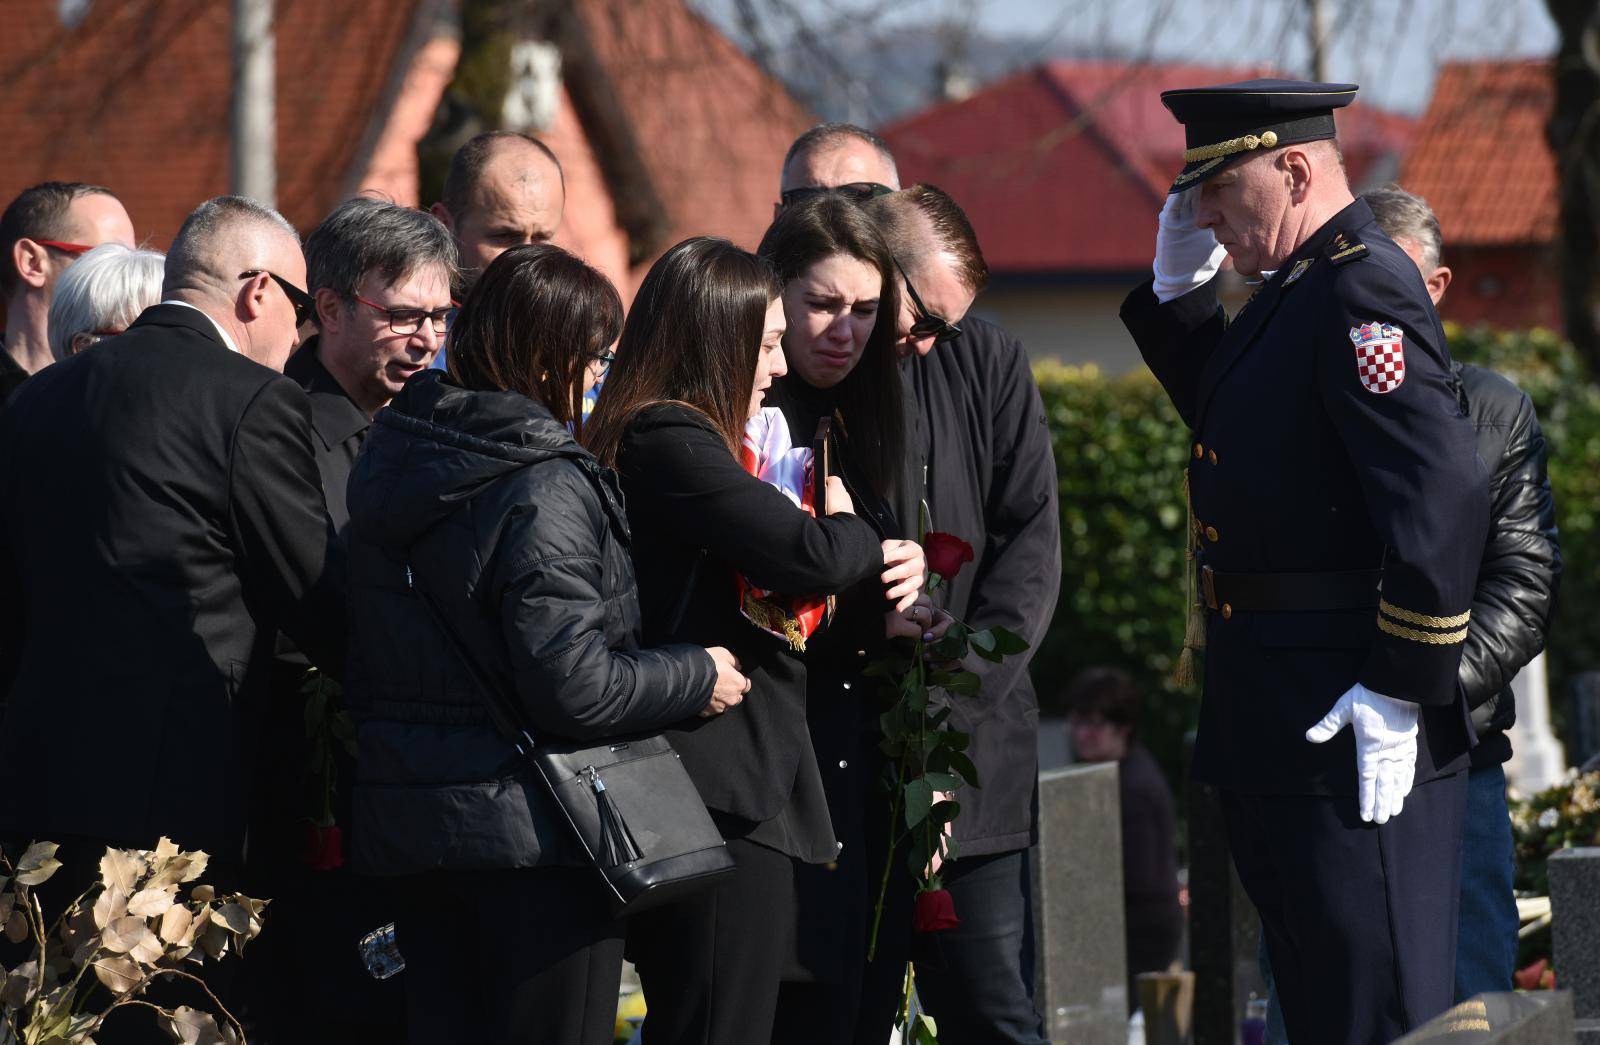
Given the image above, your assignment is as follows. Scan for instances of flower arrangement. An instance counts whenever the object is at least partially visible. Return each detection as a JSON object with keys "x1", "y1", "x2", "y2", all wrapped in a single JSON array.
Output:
[
  {"x1": 0, "y1": 838, "x2": 265, "y2": 1044},
  {"x1": 1510, "y1": 769, "x2": 1600, "y2": 895},
  {"x1": 866, "y1": 531, "x2": 1029, "y2": 1043}
]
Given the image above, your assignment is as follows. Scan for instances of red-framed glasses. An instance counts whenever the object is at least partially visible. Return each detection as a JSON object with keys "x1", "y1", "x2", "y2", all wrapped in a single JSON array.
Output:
[{"x1": 34, "y1": 239, "x2": 95, "y2": 256}]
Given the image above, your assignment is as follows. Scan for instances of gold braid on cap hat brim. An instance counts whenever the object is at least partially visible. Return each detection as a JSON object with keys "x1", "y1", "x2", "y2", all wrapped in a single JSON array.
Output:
[{"x1": 1182, "y1": 129, "x2": 1279, "y2": 164}]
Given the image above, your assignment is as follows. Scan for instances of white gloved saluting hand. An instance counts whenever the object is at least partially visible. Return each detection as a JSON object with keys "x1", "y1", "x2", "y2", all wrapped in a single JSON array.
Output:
[
  {"x1": 1152, "y1": 187, "x2": 1228, "y2": 303},
  {"x1": 1306, "y1": 682, "x2": 1420, "y2": 825}
]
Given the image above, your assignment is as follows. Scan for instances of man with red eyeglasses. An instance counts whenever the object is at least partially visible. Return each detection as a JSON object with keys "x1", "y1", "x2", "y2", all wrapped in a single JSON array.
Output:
[{"x1": 0, "y1": 181, "x2": 135, "y2": 401}]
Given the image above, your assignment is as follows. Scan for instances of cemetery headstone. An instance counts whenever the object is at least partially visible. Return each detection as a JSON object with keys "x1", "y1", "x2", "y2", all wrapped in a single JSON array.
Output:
[{"x1": 1031, "y1": 762, "x2": 1128, "y2": 1045}]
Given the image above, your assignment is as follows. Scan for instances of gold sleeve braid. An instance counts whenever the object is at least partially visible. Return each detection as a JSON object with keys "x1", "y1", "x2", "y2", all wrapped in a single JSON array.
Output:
[{"x1": 1376, "y1": 598, "x2": 1470, "y2": 645}]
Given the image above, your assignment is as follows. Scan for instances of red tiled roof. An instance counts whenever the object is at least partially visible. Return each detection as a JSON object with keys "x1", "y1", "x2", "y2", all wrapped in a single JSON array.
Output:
[
  {"x1": 580, "y1": 0, "x2": 812, "y2": 256},
  {"x1": 0, "y1": 0, "x2": 422, "y2": 247},
  {"x1": 0, "y1": 0, "x2": 806, "y2": 275},
  {"x1": 1400, "y1": 60, "x2": 1557, "y2": 247},
  {"x1": 883, "y1": 61, "x2": 1415, "y2": 276}
]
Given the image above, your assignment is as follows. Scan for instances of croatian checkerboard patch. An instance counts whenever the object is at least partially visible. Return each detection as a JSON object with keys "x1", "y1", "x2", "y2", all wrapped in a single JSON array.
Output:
[{"x1": 1348, "y1": 321, "x2": 1406, "y2": 394}]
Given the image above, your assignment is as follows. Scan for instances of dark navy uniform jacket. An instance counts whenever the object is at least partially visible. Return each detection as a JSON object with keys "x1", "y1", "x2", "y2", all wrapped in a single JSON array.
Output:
[{"x1": 1121, "y1": 197, "x2": 1488, "y2": 795}]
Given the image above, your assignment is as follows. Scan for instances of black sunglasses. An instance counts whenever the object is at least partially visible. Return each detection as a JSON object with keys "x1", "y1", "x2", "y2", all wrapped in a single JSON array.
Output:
[
  {"x1": 779, "y1": 182, "x2": 894, "y2": 209},
  {"x1": 893, "y1": 259, "x2": 962, "y2": 345},
  {"x1": 239, "y1": 269, "x2": 315, "y2": 327}
]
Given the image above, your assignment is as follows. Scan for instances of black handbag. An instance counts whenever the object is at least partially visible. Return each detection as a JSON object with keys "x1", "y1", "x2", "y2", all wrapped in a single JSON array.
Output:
[{"x1": 406, "y1": 563, "x2": 736, "y2": 916}]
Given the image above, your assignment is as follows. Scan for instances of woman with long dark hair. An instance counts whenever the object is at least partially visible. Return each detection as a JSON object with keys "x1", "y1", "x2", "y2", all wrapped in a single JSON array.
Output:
[
  {"x1": 342, "y1": 244, "x2": 749, "y2": 1045},
  {"x1": 585, "y1": 236, "x2": 926, "y2": 1044},
  {"x1": 759, "y1": 193, "x2": 936, "y2": 1043}
]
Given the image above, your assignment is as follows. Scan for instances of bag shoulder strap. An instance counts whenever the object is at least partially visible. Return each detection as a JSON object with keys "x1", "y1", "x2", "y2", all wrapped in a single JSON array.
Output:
[{"x1": 405, "y1": 563, "x2": 540, "y2": 754}]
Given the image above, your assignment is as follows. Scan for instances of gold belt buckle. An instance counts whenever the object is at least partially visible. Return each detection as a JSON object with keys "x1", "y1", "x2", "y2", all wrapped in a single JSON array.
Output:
[{"x1": 1200, "y1": 566, "x2": 1218, "y2": 610}]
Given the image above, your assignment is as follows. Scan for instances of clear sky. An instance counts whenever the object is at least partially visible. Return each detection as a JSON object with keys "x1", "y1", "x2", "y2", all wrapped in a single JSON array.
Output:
[{"x1": 699, "y1": 0, "x2": 1560, "y2": 115}]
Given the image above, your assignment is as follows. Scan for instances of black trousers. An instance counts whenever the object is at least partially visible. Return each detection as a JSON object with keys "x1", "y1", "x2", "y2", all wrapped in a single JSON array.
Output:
[
  {"x1": 1223, "y1": 772, "x2": 1468, "y2": 1045},
  {"x1": 627, "y1": 837, "x2": 797, "y2": 1045},
  {"x1": 914, "y1": 848, "x2": 1050, "y2": 1045},
  {"x1": 392, "y1": 866, "x2": 624, "y2": 1045},
  {"x1": 772, "y1": 778, "x2": 913, "y2": 1045}
]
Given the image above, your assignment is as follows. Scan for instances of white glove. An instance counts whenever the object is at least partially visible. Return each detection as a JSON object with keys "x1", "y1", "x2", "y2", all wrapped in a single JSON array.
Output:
[
  {"x1": 1305, "y1": 682, "x2": 1419, "y2": 825},
  {"x1": 1152, "y1": 188, "x2": 1227, "y2": 303}
]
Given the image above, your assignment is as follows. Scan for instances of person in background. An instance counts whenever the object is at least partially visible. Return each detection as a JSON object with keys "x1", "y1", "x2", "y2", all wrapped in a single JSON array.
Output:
[
  {"x1": 758, "y1": 193, "x2": 932, "y2": 1043},
  {"x1": 428, "y1": 131, "x2": 564, "y2": 373},
  {"x1": 1, "y1": 181, "x2": 136, "y2": 399},
  {"x1": 343, "y1": 243, "x2": 748, "y2": 1045},
  {"x1": 776, "y1": 122, "x2": 900, "y2": 217},
  {"x1": 45, "y1": 242, "x2": 164, "y2": 361},
  {"x1": 585, "y1": 236, "x2": 926, "y2": 1045},
  {"x1": 1364, "y1": 185, "x2": 1559, "y2": 1000},
  {"x1": 431, "y1": 131, "x2": 564, "y2": 294},
  {"x1": 1063, "y1": 667, "x2": 1183, "y2": 1008}
]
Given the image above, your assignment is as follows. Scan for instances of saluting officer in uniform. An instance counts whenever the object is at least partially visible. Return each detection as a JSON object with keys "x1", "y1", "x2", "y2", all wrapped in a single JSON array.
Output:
[{"x1": 1120, "y1": 80, "x2": 1488, "y2": 1044}]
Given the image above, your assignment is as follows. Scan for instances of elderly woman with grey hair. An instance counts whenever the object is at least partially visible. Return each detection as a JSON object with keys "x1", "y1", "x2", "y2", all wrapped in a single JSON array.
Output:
[{"x1": 46, "y1": 242, "x2": 165, "y2": 361}]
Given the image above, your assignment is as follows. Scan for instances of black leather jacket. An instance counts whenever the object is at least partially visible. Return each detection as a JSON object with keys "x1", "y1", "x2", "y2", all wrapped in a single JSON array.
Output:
[
  {"x1": 343, "y1": 372, "x2": 715, "y2": 874},
  {"x1": 1454, "y1": 362, "x2": 1561, "y2": 762}
]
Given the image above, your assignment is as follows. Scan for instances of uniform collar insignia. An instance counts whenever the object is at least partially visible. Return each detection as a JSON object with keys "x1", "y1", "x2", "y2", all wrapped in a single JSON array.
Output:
[{"x1": 1282, "y1": 258, "x2": 1314, "y2": 286}]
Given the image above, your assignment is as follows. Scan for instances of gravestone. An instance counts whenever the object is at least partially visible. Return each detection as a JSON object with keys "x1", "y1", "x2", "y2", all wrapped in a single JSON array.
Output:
[
  {"x1": 1187, "y1": 781, "x2": 1267, "y2": 1045},
  {"x1": 1549, "y1": 847, "x2": 1600, "y2": 1043},
  {"x1": 1031, "y1": 762, "x2": 1128, "y2": 1045},
  {"x1": 1505, "y1": 653, "x2": 1566, "y2": 792},
  {"x1": 1392, "y1": 992, "x2": 1574, "y2": 1044}
]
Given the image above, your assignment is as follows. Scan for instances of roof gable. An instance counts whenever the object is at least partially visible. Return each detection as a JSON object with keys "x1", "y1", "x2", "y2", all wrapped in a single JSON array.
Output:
[
  {"x1": 0, "y1": 0, "x2": 422, "y2": 246},
  {"x1": 1400, "y1": 59, "x2": 1557, "y2": 247}
]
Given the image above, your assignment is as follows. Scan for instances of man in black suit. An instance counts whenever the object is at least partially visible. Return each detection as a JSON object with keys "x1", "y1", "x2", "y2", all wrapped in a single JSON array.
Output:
[{"x1": 0, "y1": 195, "x2": 345, "y2": 873}]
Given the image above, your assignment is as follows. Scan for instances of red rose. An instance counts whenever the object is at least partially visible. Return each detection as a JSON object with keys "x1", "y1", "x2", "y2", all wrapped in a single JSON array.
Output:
[
  {"x1": 912, "y1": 887, "x2": 961, "y2": 933},
  {"x1": 300, "y1": 822, "x2": 345, "y2": 872},
  {"x1": 923, "y1": 532, "x2": 974, "y2": 583},
  {"x1": 1514, "y1": 957, "x2": 1555, "y2": 990}
]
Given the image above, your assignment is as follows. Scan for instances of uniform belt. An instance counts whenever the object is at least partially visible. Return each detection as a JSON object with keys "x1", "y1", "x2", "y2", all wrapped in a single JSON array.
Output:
[{"x1": 1200, "y1": 567, "x2": 1381, "y2": 613}]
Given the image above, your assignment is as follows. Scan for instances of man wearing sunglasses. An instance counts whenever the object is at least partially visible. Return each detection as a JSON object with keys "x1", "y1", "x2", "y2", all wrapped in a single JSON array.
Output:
[
  {"x1": 0, "y1": 181, "x2": 136, "y2": 402},
  {"x1": 777, "y1": 122, "x2": 901, "y2": 217},
  {"x1": 0, "y1": 200, "x2": 348, "y2": 1034},
  {"x1": 781, "y1": 129, "x2": 1061, "y2": 1045}
]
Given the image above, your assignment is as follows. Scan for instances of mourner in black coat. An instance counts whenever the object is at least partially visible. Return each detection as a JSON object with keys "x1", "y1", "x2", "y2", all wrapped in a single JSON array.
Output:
[
  {"x1": 584, "y1": 234, "x2": 916, "y2": 1045},
  {"x1": 0, "y1": 297, "x2": 345, "y2": 861},
  {"x1": 345, "y1": 244, "x2": 731, "y2": 1045}
]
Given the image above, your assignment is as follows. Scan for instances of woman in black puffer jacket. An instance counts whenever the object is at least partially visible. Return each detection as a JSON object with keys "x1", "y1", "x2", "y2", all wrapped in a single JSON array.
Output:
[{"x1": 343, "y1": 244, "x2": 748, "y2": 1045}]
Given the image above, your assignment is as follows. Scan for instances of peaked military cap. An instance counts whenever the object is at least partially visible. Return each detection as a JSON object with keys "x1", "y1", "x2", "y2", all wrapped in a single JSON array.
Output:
[{"x1": 1161, "y1": 78, "x2": 1358, "y2": 193}]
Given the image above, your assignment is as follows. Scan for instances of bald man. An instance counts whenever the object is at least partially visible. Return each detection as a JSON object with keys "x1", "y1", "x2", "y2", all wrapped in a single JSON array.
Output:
[
  {"x1": 776, "y1": 122, "x2": 902, "y2": 217},
  {"x1": 427, "y1": 131, "x2": 565, "y2": 372},
  {"x1": 0, "y1": 197, "x2": 345, "y2": 873},
  {"x1": 431, "y1": 130, "x2": 565, "y2": 293},
  {"x1": 0, "y1": 182, "x2": 136, "y2": 400}
]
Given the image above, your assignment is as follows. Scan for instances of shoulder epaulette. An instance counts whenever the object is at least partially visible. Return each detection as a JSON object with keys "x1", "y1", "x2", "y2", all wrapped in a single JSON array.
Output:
[{"x1": 1327, "y1": 232, "x2": 1369, "y2": 265}]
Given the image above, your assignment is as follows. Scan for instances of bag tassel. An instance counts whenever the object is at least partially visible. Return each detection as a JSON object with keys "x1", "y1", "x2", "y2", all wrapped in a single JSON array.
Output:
[
  {"x1": 1172, "y1": 467, "x2": 1206, "y2": 688},
  {"x1": 589, "y1": 768, "x2": 643, "y2": 868}
]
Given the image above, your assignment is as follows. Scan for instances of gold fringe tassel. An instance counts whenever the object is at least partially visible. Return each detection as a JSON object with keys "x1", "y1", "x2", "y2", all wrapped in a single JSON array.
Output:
[{"x1": 1171, "y1": 467, "x2": 1205, "y2": 687}]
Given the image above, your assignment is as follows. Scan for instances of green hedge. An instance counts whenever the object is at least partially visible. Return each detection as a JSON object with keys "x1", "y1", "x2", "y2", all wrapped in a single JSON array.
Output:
[{"x1": 1030, "y1": 326, "x2": 1600, "y2": 779}]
